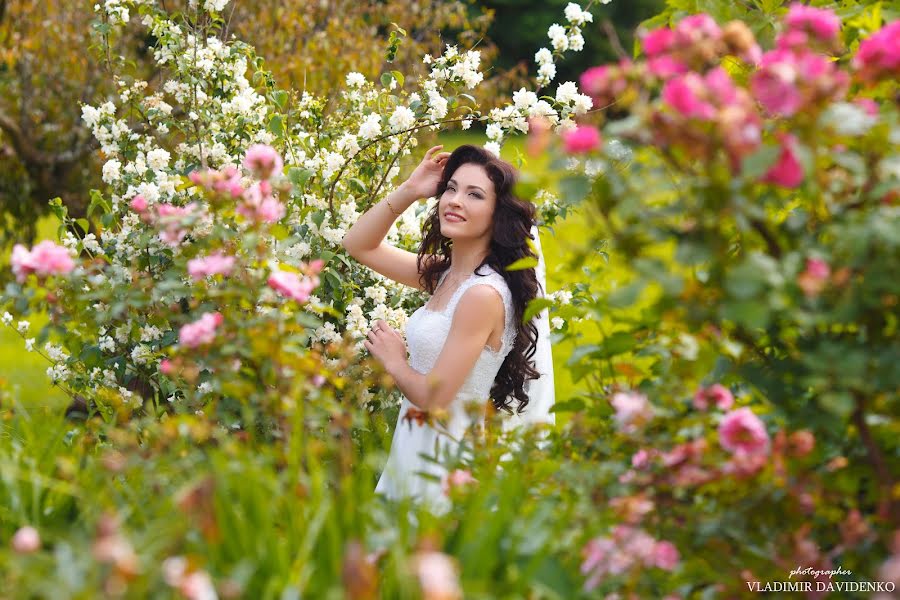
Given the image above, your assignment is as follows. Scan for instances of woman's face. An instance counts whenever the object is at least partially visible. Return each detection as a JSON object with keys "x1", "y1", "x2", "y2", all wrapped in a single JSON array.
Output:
[{"x1": 438, "y1": 163, "x2": 496, "y2": 241}]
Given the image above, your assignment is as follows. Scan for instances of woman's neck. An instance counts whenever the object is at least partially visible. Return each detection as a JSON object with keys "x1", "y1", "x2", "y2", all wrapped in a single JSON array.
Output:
[{"x1": 447, "y1": 239, "x2": 490, "y2": 276}]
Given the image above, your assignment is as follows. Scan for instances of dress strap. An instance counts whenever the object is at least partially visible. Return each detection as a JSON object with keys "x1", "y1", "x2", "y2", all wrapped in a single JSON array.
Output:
[{"x1": 445, "y1": 267, "x2": 514, "y2": 329}]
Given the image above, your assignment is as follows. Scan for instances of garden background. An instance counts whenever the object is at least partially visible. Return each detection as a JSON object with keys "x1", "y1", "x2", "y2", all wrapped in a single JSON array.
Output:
[{"x1": 1, "y1": 0, "x2": 898, "y2": 598}]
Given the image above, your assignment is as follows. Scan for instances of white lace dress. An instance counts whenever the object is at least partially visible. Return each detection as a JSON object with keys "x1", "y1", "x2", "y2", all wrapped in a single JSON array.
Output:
[{"x1": 374, "y1": 264, "x2": 516, "y2": 510}]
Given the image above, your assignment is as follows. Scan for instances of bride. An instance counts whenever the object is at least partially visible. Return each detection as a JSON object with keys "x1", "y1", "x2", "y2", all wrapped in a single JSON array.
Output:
[{"x1": 341, "y1": 143, "x2": 555, "y2": 510}]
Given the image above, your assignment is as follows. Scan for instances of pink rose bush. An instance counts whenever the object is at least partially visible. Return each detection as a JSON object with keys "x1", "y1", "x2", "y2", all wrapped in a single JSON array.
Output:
[
  {"x1": 187, "y1": 252, "x2": 236, "y2": 281},
  {"x1": 11, "y1": 241, "x2": 75, "y2": 283},
  {"x1": 178, "y1": 312, "x2": 224, "y2": 349},
  {"x1": 580, "y1": 525, "x2": 680, "y2": 592}
]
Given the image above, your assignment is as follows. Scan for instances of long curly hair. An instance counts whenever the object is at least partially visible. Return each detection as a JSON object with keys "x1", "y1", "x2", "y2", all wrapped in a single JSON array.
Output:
[{"x1": 415, "y1": 144, "x2": 542, "y2": 415}]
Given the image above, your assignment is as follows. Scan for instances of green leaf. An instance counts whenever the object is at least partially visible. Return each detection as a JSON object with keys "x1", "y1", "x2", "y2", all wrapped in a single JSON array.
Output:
[
  {"x1": 348, "y1": 178, "x2": 367, "y2": 194},
  {"x1": 600, "y1": 331, "x2": 637, "y2": 358},
  {"x1": 819, "y1": 392, "x2": 854, "y2": 418},
  {"x1": 549, "y1": 397, "x2": 585, "y2": 413},
  {"x1": 740, "y1": 144, "x2": 781, "y2": 180},
  {"x1": 272, "y1": 90, "x2": 289, "y2": 109},
  {"x1": 524, "y1": 297, "x2": 554, "y2": 322},
  {"x1": 390, "y1": 71, "x2": 404, "y2": 87},
  {"x1": 288, "y1": 167, "x2": 314, "y2": 190},
  {"x1": 268, "y1": 115, "x2": 284, "y2": 137},
  {"x1": 505, "y1": 256, "x2": 539, "y2": 272},
  {"x1": 75, "y1": 219, "x2": 90, "y2": 235},
  {"x1": 558, "y1": 175, "x2": 591, "y2": 204},
  {"x1": 380, "y1": 72, "x2": 393, "y2": 88}
]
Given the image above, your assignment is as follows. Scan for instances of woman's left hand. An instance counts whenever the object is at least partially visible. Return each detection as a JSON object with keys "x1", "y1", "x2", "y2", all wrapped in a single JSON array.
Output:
[{"x1": 363, "y1": 320, "x2": 408, "y2": 375}]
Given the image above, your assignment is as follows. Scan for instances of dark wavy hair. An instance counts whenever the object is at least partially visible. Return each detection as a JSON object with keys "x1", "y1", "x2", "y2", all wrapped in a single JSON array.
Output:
[{"x1": 415, "y1": 144, "x2": 542, "y2": 415}]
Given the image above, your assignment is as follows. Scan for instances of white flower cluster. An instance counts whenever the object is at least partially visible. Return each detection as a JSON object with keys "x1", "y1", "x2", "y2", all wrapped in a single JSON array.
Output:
[
  {"x1": 534, "y1": 3, "x2": 594, "y2": 86},
  {"x1": 423, "y1": 45, "x2": 483, "y2": 91}
]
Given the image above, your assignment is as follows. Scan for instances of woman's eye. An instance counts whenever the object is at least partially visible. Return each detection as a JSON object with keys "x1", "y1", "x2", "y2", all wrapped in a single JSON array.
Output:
[{"x1": 470, "y1": 193, "x2": 482, "y2": 199}]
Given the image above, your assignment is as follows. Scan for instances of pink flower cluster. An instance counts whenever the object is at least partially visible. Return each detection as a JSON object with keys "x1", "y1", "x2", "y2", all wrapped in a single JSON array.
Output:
[
  {"x1": 238, "y1": 180, "x2": 286, "y2": 224},
  {"x1": 11, "y1": 241, "x2": 75, "y2": 283},
  {"x1": 853, "y1": 20, "x2": 900, "y2": 82},
  {"x1": 641, "y1": 14, "x2": 761, "y2": 77},
  {"x1": 778, "y1": 3, "x2": 841, "y2": 52},
  {"x1": 610, "y1": 390, "x2": 654, "y2": 434},
  {"x1": 750, "y1": 47, "x2": 848, "y2": 118},
  {"x1": 243, "y1": 144, "x2": 284, "y2": 180},
  {"x1": 149, "y1": 201, "x2": 201, "y2": 247},
  {"x1": 441, "y1": 469, "x2": 478, "y2": 496},
  {"x1": 267, "y1": 259, "x2": 324, "y2": 303},
  {"x1": 580, "y1": 525, "x2": 679, "y2": 591},
  {"x1": 178, "y1": 312, "x2": 224, "y2": 349},
  {"x1": 797, "y1": 257, "x2": 831, "y2": 298},
  {"x1": 693, "y1": 383, "x2": 734, "y2": 411},
  {"x1": 580, "y1": 60, "x2": 631, "y2": 109},
  {"x1": 762, "y1": 133, "x2": 805, "y2": 188},
  {"x1": 656, "y1": 66, "x2": 762, "y2": 170},
  {"x1": 187, "y1": 252, "x2": 236, "y2": 281},
  {"x1": 718, "y1": 407, "x2": 770, "y2": 457},
  {"x1": 189, "y1": 165, "x2": 245, "y2": 198},
  {"x1": 561, "y1": 125, "x2": 602, "y2": 154}
]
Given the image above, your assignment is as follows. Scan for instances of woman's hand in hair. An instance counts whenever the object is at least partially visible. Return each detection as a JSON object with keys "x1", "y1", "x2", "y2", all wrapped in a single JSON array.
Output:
[{"x1": 402, "y1": 145, "x2": 452, "y2": 200}]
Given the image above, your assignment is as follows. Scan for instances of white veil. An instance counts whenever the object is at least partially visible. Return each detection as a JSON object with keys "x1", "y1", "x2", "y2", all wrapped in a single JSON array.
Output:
[{"x1": 502, "y1": 223, "x2": 556, "y2": 432}]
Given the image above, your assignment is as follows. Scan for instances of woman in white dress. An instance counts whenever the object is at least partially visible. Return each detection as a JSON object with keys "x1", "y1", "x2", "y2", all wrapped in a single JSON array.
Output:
[{"x1": 341, "y1": 144, "x2": 545, "y2": 510}]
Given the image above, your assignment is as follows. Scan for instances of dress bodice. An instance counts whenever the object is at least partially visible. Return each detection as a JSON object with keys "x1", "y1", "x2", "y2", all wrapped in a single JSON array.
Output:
[
  {"x1": 404, "y1": 264, "x2": 517, "y2": 399},
  {"x1": 375, "y1": 263, "x2": 517, "y2": 510}
]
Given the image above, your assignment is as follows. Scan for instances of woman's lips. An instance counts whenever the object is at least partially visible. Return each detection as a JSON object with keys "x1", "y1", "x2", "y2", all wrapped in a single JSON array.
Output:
[{"x1": 445, "y1": 213, "x2": 466, "y2": 222}]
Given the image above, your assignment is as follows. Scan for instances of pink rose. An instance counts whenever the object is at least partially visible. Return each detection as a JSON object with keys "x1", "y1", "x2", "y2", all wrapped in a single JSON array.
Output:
[
  {"x1": 647, "y1": 55, "x2": 688, "y2": 79},
  {"x1": 129, "y1": 194, "x2": 148, "y2": 213},
  {"x1": 610, "y1": 391, "x2": 653, "y2": 433},
  {"x1": 631, "y1": 449, "x2": 651, "y2": 469},
  {"x1": 243, "y1": 144, "x2": 283, "y2": 179},
  {"x1": 190, "y1": 166, "x2": 245, "y2": 197},
  {"x1": 178, "y1": 312, "x2": 224, "y2": 349},
  {"x1": 718, "y1": 407, "x2": 770, "y2": 456},
  {"x1": 579, "y1": 65, "x2": 610, "y2": 95},
  {"x1": 11, "y1": 241, "x2": 75, "y2": 283},
  {"x1": 652, "y1": 540, "x2": 680, "y2": 570},
  {"x1": 642, "y1": 27, "x2": 675, "y2": 56},
  {"x1": 854, "y1": 97, "x2": 879, "y2": 117},
  {"x1": 762, "y1": 133, "x2": 804, "y2": 188},
  {"x1": 853, "y1": 21, "x2": 900, "y2": 81},
  {"x1": 674, "y1": 13, "x2": 722, "y2": 45},
  {"x1": 580, "y1": 537, "x2": 615, "y2": 591},
  {"x1": 11, "y1": 525, "x2": 41, "y2": 554},
  {"x1": 693, "y1": 383, "x2": 734, "y2": 411},
  {"x1": 798, "y1": 257, "x2": 831, "y2": 298},
  {"x1": 154, "y1": 202, "x2": 199, "y2": 247},
  {"x1": 268, "y1": 269, "x2": 317, "y2": 303},
  {"x1": 661, "y1": 73, "x2": 716, "y2": 120},
  {"x1": 783, "y1": 3, "x2": 840, "y2": 44},
  {"x1": 441, "y1": 469, "x2": 478, "y2": 496},
  {"x1": 750, "y1": 49, "x2": 805, "y2": 116},
  {"x1": 187, "y1": 252, "x2": 236, "y2": 281},
  {"x1": 238, "y1": 182, "x2": 286, "y2": 224},
  {"x1": 561, "y1": 125, "x2": 602, "y2": 154},
  {"x1": 159, "y1": 359, "x2": 174, "y2": 375}
]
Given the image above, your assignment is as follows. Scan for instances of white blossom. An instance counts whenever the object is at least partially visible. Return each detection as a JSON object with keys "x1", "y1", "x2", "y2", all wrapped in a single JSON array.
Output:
[
  {"x1": 345, "y1": 72, "x2": 366, "y2": 87},
  {"x1": 358, "y1": 113, "x2": 382, "y2": 140},
  {"x1": 388, "y1": 106, "x2": 416, "y2": 133}
]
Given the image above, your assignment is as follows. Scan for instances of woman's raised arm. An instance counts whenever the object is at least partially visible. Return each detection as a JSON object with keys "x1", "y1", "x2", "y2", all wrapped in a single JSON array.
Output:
[{"x1": 341, "y1": 145, "x2": 451, "y2": 290}]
